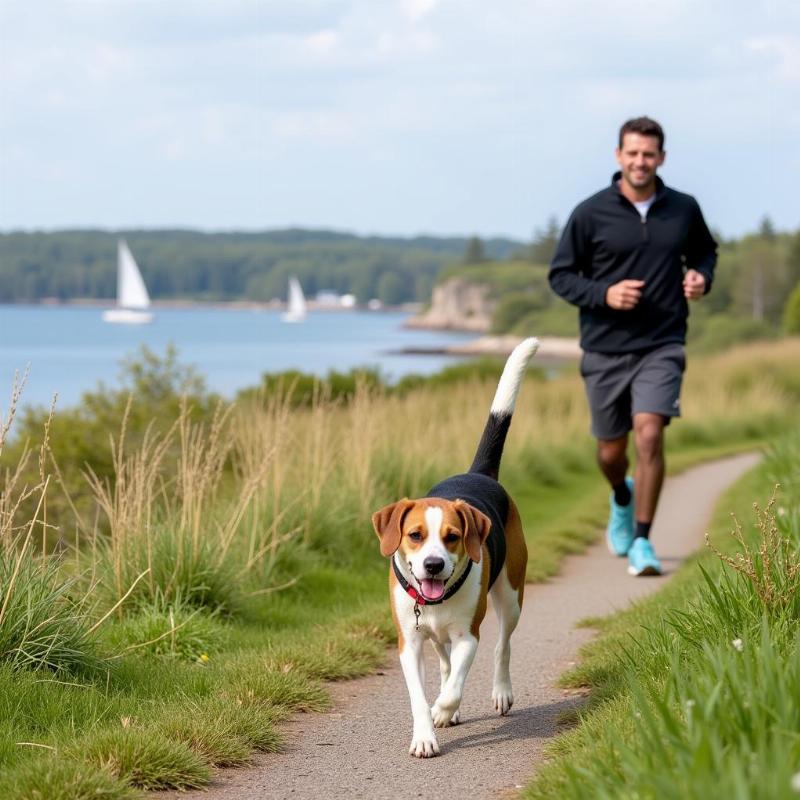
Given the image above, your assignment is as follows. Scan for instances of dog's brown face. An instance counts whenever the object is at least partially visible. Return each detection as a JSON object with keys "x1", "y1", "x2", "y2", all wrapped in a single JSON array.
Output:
[{"x1": 372, "y1": 498, "x2": 491, "y2": 602}]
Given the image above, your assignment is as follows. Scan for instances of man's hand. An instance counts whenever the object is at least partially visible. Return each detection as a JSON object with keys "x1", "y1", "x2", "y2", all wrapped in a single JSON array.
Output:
[
  {"x1": 605, "y1": 279, "x2": 645, "y2": 310},
  {"x1": 683, "y1": 269, "x2": 706, "y2": 300}
]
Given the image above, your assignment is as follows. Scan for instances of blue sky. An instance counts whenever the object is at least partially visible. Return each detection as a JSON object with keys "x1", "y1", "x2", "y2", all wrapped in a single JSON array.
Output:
[{"x1": 0, "y1": 0, "x2": 797, "y2": 240}]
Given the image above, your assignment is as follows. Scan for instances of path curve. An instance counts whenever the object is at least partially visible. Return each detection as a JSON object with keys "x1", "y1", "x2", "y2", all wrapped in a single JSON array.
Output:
[{"x1": 174, "y1": 453, "x2": 759, "y2": 800}]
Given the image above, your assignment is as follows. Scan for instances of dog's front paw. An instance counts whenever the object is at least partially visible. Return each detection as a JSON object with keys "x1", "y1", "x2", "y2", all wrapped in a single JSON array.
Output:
[
  {"x1": 409, "y1": 731, "x2": 440, "y2": 758},
  {"x1": 431, "y1": 701, "x2": 460, "y2": 728},
  {"x1": 431, "y1": 700, "x2": 461, "y2": 728},
  {"x1": 492, "y1": 685, "x2": 514, "y2": 715}
]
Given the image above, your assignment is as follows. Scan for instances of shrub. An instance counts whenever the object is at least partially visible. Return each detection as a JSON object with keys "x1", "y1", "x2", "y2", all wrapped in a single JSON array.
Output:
[
  {"x1": 237, "y1": 366, "x2": 385, "y2": 408},
  {"x1": 687, "y1": 312, "x2": 777, "y2": 354},
  {"x1": 782, "y1": 281, "x2": 800, "y2": 333}
]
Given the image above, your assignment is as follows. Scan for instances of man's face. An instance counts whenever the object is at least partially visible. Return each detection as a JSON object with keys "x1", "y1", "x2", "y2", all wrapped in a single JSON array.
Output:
[{"x1": 615, "y1": 133, "x2": 665, "y2": 192}]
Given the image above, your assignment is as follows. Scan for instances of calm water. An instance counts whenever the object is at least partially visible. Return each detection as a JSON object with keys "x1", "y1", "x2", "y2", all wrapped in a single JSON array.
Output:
[{"x1": 0, "y1": 305, "x2": 476, "y2": 410}]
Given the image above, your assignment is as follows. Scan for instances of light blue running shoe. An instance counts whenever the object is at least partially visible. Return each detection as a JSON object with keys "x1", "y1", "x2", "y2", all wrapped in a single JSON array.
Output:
[
  {"x1": 627, "y1": 537, "x2": 663, "y2": 576},
  {"x1": 606, "y1": 477, "x2": 635, "y2": 557}
]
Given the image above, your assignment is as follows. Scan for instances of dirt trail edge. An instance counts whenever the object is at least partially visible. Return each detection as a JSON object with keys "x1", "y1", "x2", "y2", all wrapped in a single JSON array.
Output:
[{"x1": 174, "y1": 453, "x2": 759, "y2": 800}]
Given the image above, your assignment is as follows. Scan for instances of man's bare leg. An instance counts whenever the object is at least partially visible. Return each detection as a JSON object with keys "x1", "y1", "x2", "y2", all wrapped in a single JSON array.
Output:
[
  {"x1": 632, "y1": 412, "x2": 666, "y2": 524},
  {"x1": 597, "y1": 434, "x2": 634, "y2": 556},
  {"x1": 596, "y1": 435, "x2": 629, "y2": 486}
]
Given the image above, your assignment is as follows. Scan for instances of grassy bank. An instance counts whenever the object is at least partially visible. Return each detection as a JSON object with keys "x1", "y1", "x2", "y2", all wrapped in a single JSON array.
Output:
[
  {"x1": 1, "y1": 339, "x2": 799, "y2": 797},
  {"x1": 523, "y1": 435, "x2": 800, "y2": 799}
]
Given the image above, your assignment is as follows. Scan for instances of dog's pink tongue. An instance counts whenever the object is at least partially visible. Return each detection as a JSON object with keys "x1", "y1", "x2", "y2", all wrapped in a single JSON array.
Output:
[{"x1": 421, "y1": 579, "x2": 445, "y2": 600}]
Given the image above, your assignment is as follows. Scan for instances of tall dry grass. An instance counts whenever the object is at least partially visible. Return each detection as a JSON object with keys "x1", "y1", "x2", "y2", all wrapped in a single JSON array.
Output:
[{"x1": 75, "y1": 398, "x2": 276, "y2": 613}]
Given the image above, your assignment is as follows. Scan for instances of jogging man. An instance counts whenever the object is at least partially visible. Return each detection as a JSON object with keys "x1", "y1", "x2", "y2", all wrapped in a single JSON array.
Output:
[{"x1": 548, "y1": 116, "x2": 717, "y2": 576}]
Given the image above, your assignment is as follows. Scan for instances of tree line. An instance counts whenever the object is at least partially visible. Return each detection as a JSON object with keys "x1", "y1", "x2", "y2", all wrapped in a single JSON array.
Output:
[
  {"x1": 0, "y1": 229, "x2": 520, "y2": 306},
  {"x1": 1, "y1": 222, "x2": 797, "y2": 335}
]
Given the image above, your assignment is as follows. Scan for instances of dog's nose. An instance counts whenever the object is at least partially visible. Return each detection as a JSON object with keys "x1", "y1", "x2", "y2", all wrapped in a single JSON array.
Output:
[{"x1": 423, "y1": 556, "x2": 445, "y2": 575}]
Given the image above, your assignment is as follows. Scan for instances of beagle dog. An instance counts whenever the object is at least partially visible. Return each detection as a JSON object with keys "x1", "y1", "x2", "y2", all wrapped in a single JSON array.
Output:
[{"x1": 372, "y1": 338, "x2": 538, "y2": 758}]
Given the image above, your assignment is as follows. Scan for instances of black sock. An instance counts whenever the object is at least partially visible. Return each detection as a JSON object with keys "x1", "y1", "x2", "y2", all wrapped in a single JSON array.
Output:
[
  {"x1": 613, "y1": 480, "x2": 631, "y2": 506},
  {"x1": 635, "y1": 521, "x2": 652, "y2": 540}
]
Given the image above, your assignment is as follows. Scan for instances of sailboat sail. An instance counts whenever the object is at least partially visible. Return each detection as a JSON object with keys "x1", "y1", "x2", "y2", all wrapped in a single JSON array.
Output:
[
  {"x1": 103, "y1": 239, "x2": 153, "y2": 324},
  {"x1": 117, "y1": 240, "x2": 151, "y2": 309},
  {"x1": 282, "y1": 276, "x2": 307, "y2": 322}
]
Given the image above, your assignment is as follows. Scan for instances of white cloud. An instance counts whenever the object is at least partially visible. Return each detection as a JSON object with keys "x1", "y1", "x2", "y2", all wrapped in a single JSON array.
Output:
[
  {"x1": 746, "y1": 35, "x2": 800, "y2": 83},
  {"x1": 272, "y1": 109, "x2": 357, "y2": 143},
  {"x1": 373, "y1": 28, "x2": 439, "y2": 58},
  {"x1": 303, "y1": 29, "x2": 341, "y2": 56},
  {"x1": 86, "y1": 44, "x2": 132, "y2": 84},
  {"x1": 401, "y1": 0, "x2": 441, "y2": 22}
]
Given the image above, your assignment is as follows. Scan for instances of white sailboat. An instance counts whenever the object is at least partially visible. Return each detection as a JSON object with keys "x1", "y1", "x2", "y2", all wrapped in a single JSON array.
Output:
[
  {"x1": 282, "y1": 276, "x2": 307, "y2": 323},
  {"x1": 102, "y1": 239, "x2": 154, "y2": 325}
]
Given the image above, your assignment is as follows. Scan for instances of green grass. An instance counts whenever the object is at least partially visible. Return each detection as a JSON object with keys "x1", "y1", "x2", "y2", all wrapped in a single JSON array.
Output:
[
  {"x1": 0, "y1": 598, "x2": 382, "y2": 795},
  {"x1": 0, "y1": 551, "x2": 104, "y2": 676},
  {"x1": 0, "y1": 757, "x2": 141, "y2": 800},
  {"x1": 522, "y1": 435, "x2": 800, "y2": 799}
]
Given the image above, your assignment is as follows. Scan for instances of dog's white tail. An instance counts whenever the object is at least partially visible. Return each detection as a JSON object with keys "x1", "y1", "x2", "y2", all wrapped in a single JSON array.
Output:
[
  {"x1": 469, "y1": 337, "x2": 540, "y2": 481},
  {"x1": 490, "y1": 337, "x2": 540, "y2": 415}
]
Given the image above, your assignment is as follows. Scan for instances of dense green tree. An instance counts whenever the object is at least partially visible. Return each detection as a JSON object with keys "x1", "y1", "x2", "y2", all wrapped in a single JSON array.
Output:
[
  {"x1": 787, "y1": 230, "x2": 800, "y2": 289},
  {"x1": 730, "y1": 217, "x2": 793, "y2": 324},
  {"x1": 464, "y1": 236, "x2": 487, "y2": 264},
  {"x1": 783, "y1": 282, "x2": 800, "y2": 334},
  {"x1": 376, "y1": 271, "x2": 405, "y2": 305},
  {"x1": 529, "y1": 216, "x2": 561, "y2": 265}
]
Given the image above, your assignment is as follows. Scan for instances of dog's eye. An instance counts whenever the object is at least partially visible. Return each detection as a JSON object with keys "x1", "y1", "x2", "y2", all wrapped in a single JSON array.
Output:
[
  {"x1": 407, "y1": 531, "x2": 423, "y2": 541},
  {"x1": 443, "y1": 532, "x2": 460, "y2": 544}
]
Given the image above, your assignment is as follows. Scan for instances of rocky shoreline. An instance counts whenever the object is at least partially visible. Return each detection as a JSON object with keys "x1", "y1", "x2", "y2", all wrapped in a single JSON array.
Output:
[{"x1": 393, "y1": 334, "x2": 581, "y2": 360}]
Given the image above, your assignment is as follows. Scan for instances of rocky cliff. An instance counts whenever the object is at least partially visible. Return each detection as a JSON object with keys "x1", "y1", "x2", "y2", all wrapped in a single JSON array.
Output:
[{"x1": 404, "y1": 277, "x2": 494, "y2": 332}]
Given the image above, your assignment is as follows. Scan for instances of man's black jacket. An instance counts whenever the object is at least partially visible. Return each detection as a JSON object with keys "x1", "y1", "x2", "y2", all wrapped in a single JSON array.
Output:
[{"x1": 549, "y1": 173, "x2": 717, "y2": 354}]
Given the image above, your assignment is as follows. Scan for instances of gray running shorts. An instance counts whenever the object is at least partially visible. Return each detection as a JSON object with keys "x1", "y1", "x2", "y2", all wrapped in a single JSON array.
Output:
[{"x1": 580, "y1": 343, "x2": 686, "y2": 440}]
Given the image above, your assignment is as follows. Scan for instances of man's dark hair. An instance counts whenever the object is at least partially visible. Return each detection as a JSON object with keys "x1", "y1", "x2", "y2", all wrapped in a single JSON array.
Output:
[{"x1": 618, "y1": 117, "x2": 665, "y2": 151}]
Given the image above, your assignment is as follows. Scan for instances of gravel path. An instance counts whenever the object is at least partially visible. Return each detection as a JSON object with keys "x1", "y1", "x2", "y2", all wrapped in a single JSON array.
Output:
[{"x1": 173, "y1": 453, "x2": 759, "y2": 800}]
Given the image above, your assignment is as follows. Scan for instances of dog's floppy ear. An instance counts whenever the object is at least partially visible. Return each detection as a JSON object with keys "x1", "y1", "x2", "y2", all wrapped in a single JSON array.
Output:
[
  {"x1": 454, "y1": 500, "x2": 492, "y2": 563},
  {"x1": 372, "y1": 499, "x2": 415, "y2": 557}
]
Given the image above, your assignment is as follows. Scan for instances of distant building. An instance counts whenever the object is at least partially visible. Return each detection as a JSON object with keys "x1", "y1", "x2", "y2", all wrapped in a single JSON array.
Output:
[
  {"x1": 315, "y1": 290, "x2": 341, "y2": 307},
  {"x1": 315, "y1": 290, "x2": 359, "y2": 308}
]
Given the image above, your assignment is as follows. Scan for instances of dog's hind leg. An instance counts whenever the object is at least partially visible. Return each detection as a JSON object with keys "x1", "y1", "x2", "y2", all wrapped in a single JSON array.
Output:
[
  {"x1": 430, "y1": 641, "x2": 460, "y2": 725},
  {"x1": 490, "y1": 571, "x2": 521, "y2": 715}
]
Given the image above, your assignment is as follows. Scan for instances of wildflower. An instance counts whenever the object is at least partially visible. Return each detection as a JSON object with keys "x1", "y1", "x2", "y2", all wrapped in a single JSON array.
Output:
[
  {"x1": 791, "y1": 771, "x2": 800, "y2": 792},
  {"x1": 197, "y1": 653, "x2": 210, "y2": 664},
  {"x1": 732, "y1": 638, "x2": 744, "y2": 652}
]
